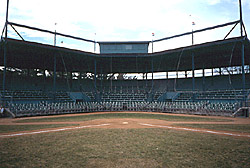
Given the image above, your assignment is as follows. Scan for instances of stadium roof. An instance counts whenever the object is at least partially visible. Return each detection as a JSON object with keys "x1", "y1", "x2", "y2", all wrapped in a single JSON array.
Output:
[{"x1": 0, "y1": 36, "x2": 250, "y2": 74}]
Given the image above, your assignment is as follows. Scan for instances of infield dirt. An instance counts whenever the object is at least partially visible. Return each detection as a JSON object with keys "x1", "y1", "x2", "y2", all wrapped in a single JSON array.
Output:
[{"x1": 1, "y1": 112, "x2": 250, "y2": 138}]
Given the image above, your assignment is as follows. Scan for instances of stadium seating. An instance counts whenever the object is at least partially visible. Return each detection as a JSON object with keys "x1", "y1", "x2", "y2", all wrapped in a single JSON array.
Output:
[
  {"x1": 7, "y1": 100, "x2": 240, "y2": 117},
  {"x1": 175, "y1": 90, "x2": 246, "y2": 102},
  {"x1": 101, "y1": 91, "x2": 147, "y2": 102},
  {"x1": 1, "y1": 73, "x2": 249, "y2": 118},
  {"x1": 1, "y1": 90, "x2": 73, "y2": 103}
]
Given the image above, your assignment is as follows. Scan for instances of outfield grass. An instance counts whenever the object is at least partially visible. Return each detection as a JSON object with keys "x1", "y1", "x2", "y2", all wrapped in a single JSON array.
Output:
[
  {"x1": 1, "y1": 128, "x2": 250, "y2": 168},
  {"x1": 176, "y1": 124, "x2": 250, "y2": 134},
  {"x1": 0, "y1": 124, "x2": 79, "y2": 134},
  {"x1": 16, "y1": 112, "x2": 231, "y2": 123}
]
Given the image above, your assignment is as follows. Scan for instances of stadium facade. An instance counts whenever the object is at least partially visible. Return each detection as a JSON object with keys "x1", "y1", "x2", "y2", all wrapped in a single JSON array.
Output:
[{"x1": 0, "y1": 0, "x2": 249, "y2": 117}]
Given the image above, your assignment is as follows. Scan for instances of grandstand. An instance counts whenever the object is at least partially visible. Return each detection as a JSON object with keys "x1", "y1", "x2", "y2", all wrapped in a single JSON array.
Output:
[{"x1": 0, "y1": 1, "x2": 250, "y2": 118}]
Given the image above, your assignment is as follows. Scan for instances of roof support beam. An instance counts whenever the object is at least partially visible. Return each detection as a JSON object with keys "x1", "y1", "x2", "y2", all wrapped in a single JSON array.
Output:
[
  {"x1": 8, "y1": 22, "x2": 95, "y2": 43},
  {"x1": 224, "y1": 22, "x2": 239, "y2": 40},
  {"x1": 153, "y1": 20, "x2": 240, "y2": 43},
  {"x1": 10, "y1": 24, "x2": 25, "y2": 41}
]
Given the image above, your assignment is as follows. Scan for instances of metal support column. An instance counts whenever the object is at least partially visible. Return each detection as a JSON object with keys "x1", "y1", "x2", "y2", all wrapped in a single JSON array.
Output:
[
  {"x1": 151, "y1": 58, "x2": 154, "y2": 101},
  {"x1": 43, "y1": 70, "x2": 46, "y2": 91},
  {"x1": 94, "y1": 59, "x2": 99, "y2": 102},
  {"x1": 2, "y1": 0, "x2": 10, "y2": 106},
  {"x1": 53, "y1": 54, "x2": 56, "y2": 100},
  {"x1": 100, "y1": 69, "x2": 103, "y2": 92},
  {"x1": 2, "y1": 38, "x2": 7, "y2": 105},
  {"x1": 70, "y1": 72, "x2": 73, "y2": 91},
  {"x1": 110, "y1": 57, "x2": 112, "y2": 92},
  {"x1": 166, "y1": 72, "x2": 168, "y2": 91},
  {"x1": 192, "y1": 52, "x2": 195, "y2": 100},
  {"x1": 239, "y1": 0, "x2": 243, "y2": 37},
  {"x1": 151, "y1": 58, "x2": 154, "y2": 92},
  {"x1": 191, "y1": 27, "x2": 196, "y2": 100},
  {"x1": 241, "y1": 41, "x2": 246, "y2": 104},
  {"x1": 146, "y1": 67, "x2": 148, "y2": 89},
  {"x1": 238, "y1": 0, "x2": 246, "y2": 104},
  {"x1": 202, "y1": 65, "x2": 205, "y2": 91},
  {"x1": 94, "y1": 59, "x2": 97, "y2": 92},
  {"x1": 53, "y1": 28, "x2": 57, "y2": 101},
  {"x1": 192, "y1": 53, "x2": 195, "y2": 91}
]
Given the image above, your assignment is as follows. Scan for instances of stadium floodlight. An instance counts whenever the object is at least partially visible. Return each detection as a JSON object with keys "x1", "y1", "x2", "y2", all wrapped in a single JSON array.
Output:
[
  {"x1": 192, "y1": 22, "x2": 195, "y2": 45},
  {"x1": 54, "y1": 23, "x2": 57, "y2": 46},
  {"x1": 94, "y1": 33, "x2": 96, "y2": 53},
  {"x1": 239, "y1": 0, "x2": 243, "y2": 37},
  {"x1": 152, "y1": 33, "x2": 154, "y2": 53}
]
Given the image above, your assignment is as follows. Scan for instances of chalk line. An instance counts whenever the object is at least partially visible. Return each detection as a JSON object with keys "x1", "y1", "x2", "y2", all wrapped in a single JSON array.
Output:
[
  {"x1": 0, "y1": 124, "x2": 110, "y2": 138},
  {"x1": 139, "y1": 123, "x2": 250, "y2": 138}
]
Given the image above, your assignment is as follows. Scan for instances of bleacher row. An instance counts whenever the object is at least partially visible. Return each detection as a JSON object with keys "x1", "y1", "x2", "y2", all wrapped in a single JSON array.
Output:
[
  {"x1": 101, "y1": 92, "x2": 147, "y2": 102},
  {"x1": 1, "y1": 89, "x2": 248, "y2": 103},
  {"x1": 0, "y1": 90, "x2": 72, "y2": 102},
  {"x1": 1, "y1": 88, "x2": 249, "y2": 117},
  {"x1": 175, "y1": 89, "x2": 247, "y2": 102},
  {"x1": 8, "y1": 101, "x2": 240, "y2": 117}
]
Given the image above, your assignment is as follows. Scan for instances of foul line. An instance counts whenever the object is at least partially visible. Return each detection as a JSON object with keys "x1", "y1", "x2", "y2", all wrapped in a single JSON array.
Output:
[
  {"x1": 139, "y1": 123, "x2": 250, "y2": 138},
  {"x1": 0, "y1": 124, "x2": 110, "y2": 138}
]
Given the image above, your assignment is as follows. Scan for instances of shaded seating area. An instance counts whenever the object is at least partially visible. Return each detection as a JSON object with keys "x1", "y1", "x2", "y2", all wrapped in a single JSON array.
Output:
[
  {"x1": 8, "y1": 100, "x2": 240, "y2": 117},
  {"x1": 174, "y1": 89, "x2": 249, "y2": 102},
  {"x1": 0, "y1": 90, "x2": 73, "y2": 103},
  {"x1": 101, "y1": 91, "x2": 148, "y2": 102}
]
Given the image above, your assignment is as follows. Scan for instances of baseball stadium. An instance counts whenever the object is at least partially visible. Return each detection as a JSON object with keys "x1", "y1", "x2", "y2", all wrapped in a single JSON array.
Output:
[{"x1": 1, "y1": 0, "x2": 250, "y2": 167}]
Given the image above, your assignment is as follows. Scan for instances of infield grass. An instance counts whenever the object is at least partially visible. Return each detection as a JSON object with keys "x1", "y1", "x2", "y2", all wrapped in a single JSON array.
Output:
[
  {"x1": 16, "y1": 112, "x2": 231, "y2": 123},
  {"x1": 1, "y1": 128, "x2": 250, "y2": 168}
]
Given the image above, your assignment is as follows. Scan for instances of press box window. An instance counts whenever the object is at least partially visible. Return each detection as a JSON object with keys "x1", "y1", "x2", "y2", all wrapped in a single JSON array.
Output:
[{"x1": 125, "y1": 45, "x2": 132, "y2": 50}]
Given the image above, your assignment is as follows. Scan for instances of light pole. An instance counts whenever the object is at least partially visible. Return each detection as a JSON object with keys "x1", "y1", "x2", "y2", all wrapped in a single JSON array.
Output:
[
  {"x1": 239, "y1": 0, "x2": 243, "y2": 37},
  {"x1": 54, "y1": 23, "x2": 57, "y2": 46},
  {"x1": 53, "y1": 23, "x2": 57, "y2": 101},
  {"x1": 94, "y1": 33, "x2": 96, "y2": 53},
  {"x1": 152, "y1": 33, "x2": 154, "y2": 53},
  {"x1": 189, "y1": 15, "x2": 195, "y2": 45},
  {"x1": 192, "y1": 21, "x2": 195, "y2": 45},
  {"x1": 190, "y1": 17, "x2": 196, "y2": 100},
  {"x1": 238, "y1": 0, "x2": 246, "y2": 105}
]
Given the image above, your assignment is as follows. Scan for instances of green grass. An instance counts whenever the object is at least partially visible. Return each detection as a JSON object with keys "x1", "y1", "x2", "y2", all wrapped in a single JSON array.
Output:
[
  {"x1": 16, "y1": 112, "x2": 231, "y2": 123},
  {"x1": 0, "y1": 124, "x2": 79, "y2": 134},
  {"x1": 175, "y1": 124, "x2": 250, "y2": 134},
  {"x1": 1, "y1": 128, "x2": 250, "y2": 168}
]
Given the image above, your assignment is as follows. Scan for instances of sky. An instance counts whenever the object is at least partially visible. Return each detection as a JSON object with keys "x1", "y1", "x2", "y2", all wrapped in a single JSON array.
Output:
[{"x1": 0, "y1": 0, "x2": 249, "y2": 53}]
